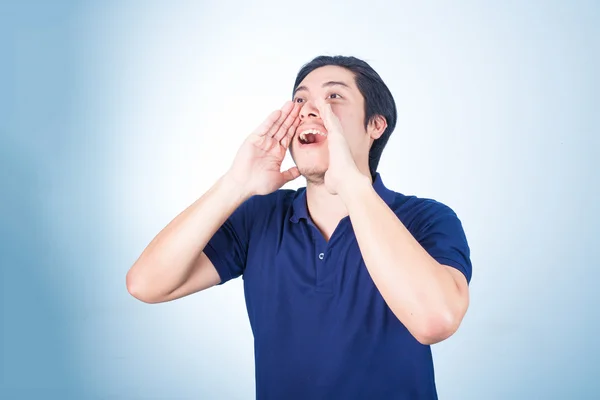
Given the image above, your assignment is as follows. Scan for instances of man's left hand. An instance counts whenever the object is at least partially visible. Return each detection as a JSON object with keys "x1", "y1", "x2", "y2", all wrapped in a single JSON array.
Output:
[{"x1": 316, "y1": 99, "x2": 366, "y2": 196}]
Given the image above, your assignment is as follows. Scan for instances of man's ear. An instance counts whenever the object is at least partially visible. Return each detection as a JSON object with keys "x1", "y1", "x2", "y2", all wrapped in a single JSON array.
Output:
[{"x1": 367, "y1": 115, "x2": 388, "y2": 140}]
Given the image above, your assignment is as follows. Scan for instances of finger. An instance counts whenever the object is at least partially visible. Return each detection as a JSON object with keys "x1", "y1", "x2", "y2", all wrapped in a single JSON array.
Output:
[
  {"x1": 274, "y1": 102, "x2": 301, "y2": 142},
  {"x1": 280, "y1": 166, "x2": 300, "y2": 183},
  {"x1": 315, "y1": 99, "x2": 334, "y2": 130},
  {"x1": 265, "y1": 101, "x2": 295, "y2": 138},
  {"x1": 317, "y1": 100, "x2": 343, "y2": 136},
  {"x1": 253, "y1": 110, "x2": 282, "y2": 137},
  {"x1": 280, "y1": 114, "x2": 301, "y2": 149}
]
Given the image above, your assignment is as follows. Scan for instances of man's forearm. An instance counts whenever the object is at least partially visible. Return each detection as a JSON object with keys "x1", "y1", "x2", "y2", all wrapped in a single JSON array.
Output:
[
  {"x1": 339, "y1": 174, "x2": 467, "y2": 344},
  {"x1": 127, "y1": 174, "x2": 250, "y2": 301}
]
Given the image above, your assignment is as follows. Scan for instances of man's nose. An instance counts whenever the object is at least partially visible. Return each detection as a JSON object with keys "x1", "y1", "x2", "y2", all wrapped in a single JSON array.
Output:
[{"x1": 300, "y1": 100, "x2": 320, "y2": 120}]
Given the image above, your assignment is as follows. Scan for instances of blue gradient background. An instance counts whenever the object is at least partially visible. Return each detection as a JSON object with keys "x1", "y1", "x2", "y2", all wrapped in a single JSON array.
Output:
[{"x1": 2, "y1": 1, "x2": 599, "y2": 399}]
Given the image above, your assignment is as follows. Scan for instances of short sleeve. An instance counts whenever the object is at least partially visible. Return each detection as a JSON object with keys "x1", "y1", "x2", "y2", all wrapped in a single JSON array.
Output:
[
  {"x1": 203, "y1": 196, "x2": 256, "y2": 285},
  {"x1": 415, "y1": 203, "x2": 472, "y2": 284}
]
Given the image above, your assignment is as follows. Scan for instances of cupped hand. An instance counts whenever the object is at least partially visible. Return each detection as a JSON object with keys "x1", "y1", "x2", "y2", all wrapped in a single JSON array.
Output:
[
  {"x1": 315, "y1": 98, "x2": 362, "y2": 195},
  {"x1": 226, "y1": 101, "x2": 301, "y2": 196}
]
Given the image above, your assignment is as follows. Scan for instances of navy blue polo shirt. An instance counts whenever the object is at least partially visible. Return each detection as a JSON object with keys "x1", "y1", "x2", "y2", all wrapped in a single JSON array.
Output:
[{"x1": 204, "y1": 173, "x2": 472, "y2": 399}]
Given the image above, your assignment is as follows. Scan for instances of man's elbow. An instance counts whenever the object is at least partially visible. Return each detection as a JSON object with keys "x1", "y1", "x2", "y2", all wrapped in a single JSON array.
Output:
[
  {"x1": 126, "y1": 270, "x2": 161, "y2": 304},
  {"x1": 413, "y1": 310, "x2": 464, "y2": 345}
]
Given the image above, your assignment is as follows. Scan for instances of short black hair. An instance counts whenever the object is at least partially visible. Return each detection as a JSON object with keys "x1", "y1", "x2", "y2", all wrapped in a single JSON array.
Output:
[{"x1": 292, "y1": 55, "x2": 398, "y2": 178}]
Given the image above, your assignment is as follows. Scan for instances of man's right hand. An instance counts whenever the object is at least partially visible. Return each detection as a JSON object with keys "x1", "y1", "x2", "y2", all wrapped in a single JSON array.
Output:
[{"x1": 225, "y1": 101, "x2": 301, "y2": 196}]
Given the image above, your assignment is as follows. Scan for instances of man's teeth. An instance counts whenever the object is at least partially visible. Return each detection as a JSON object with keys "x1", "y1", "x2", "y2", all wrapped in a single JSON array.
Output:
[{"x1": 299, "y1": 129, "x2": 327, "y2": 142}]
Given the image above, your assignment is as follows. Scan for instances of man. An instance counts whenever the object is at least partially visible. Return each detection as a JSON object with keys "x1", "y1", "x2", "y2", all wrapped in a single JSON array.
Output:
[{"x1": 126, "y1": 55, "x2": 472, "y2": 399}]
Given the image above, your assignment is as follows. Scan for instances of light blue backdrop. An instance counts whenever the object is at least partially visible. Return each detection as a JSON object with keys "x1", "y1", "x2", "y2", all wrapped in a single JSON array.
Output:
[{"x1": 2, "y1": 1, "x2": 599, "y2": 399}]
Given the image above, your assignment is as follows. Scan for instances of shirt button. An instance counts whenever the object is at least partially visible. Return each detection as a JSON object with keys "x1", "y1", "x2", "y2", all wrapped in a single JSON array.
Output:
[{"x1": 318, "y1": 253, "x2": 325, "y2": 260}]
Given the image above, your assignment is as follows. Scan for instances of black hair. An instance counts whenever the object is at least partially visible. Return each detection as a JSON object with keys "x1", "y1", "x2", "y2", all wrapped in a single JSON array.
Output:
[{"x1": 292, "y1": 55, "x2": 398, "y2": 178}]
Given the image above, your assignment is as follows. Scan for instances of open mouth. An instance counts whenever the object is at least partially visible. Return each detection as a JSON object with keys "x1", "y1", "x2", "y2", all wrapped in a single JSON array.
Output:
[{"x1": 298, "y1": 128, "x2": 328, "y2": 145}]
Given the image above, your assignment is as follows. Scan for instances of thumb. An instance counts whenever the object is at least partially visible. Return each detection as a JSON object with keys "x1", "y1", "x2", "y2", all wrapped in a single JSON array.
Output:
[{"x1": 281, "y1": 166, "x2": 300, "y2": 184}]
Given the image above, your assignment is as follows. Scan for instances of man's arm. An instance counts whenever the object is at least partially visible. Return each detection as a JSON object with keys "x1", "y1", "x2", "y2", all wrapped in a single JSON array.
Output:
[
  {"x1": 126, "y1": 175, "x2": 249, "y2": 303},
  {"x1": 126, "y1": 101, "x2": 302, "y2": 304},
  {"x1": 340, "y1": 175, "x2": 470, "y2": 345}
]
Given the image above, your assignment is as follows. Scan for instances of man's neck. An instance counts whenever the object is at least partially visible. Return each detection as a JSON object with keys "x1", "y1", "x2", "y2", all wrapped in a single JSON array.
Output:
[{"x1": 305, "y1": 171, "x2": 373, "y2": 241}]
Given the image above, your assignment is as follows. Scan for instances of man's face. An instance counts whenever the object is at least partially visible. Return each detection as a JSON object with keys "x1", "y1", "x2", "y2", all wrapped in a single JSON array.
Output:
[{"x1": 289, "y1": 65, "x2": 372, "y2": 184}]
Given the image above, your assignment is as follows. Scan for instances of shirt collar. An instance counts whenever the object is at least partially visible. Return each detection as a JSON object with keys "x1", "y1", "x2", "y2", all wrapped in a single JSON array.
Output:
[{"x1": 290, "y1": 173, "x2": 396, "y2": 223}]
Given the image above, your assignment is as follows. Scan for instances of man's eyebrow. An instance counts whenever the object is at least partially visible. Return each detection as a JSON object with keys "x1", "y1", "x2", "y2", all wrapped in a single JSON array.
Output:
[{"x1": 293, "y1": 81, "x2": 351, "y2": 96}]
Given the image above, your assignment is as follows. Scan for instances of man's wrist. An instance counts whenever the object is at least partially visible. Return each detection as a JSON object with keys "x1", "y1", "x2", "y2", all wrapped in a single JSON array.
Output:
[
  {"x1": 219, "y1": 173, "x2": 253, "y2": 203},
  {"x1": 337, "y1": 171, "x2": 373, "y2": 205}
]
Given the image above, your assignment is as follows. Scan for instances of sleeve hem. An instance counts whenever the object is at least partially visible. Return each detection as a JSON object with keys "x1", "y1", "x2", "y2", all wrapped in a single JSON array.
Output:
[
  {"x1": 203, "y1": 243, "x2": 232, "y2": 285},
  {"x1": 434, "y1": 256, "x2": 471, "y2": 284}
]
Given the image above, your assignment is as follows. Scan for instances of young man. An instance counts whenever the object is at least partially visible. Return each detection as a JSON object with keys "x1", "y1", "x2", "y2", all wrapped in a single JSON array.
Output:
[{"x1": 126, "y1": 55, "x2": 472, "y2": 399}]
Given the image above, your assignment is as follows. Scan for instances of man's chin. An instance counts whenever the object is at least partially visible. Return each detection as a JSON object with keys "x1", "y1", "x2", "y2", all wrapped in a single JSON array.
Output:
[{"x1": 298, "y1": 166, "x2": 327, "y2": 185}]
